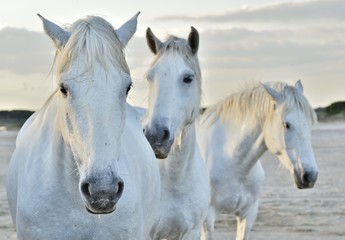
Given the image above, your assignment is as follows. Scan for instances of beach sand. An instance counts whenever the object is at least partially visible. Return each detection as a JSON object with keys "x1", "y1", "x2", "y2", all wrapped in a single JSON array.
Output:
[{"x1": 0, "y1": 123, "x2": 344, "y2": 239}]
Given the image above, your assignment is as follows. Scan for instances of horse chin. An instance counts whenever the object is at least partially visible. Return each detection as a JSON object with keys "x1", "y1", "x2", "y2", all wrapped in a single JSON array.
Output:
[
  {"x1": 82, "y1": 197, "x2": 118, "y2": 215},
  {"x1": 85, "y1": 205, "x2": 116, "y2": 215},
  {"x1": 152, "y1": 141, "x2": 174, "y2": 159},
  {"x1": 155, "y1": 152, "x2": 169, "y2": 159}
]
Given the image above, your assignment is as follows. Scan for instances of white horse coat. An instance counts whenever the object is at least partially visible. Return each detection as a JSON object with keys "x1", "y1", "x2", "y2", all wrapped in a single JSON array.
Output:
[
  {"x1": 197, "y1": 81, "x2": 318, "y2": 240},
  {"x1": 142, "y1": 28, "x2": 210, "y2": 240},
  {"x1": 7, "y1": 13, "x2": 160, "y2": 240}
]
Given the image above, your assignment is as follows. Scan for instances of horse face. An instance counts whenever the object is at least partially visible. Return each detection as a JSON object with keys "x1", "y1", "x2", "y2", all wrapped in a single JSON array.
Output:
[
  {"x1": 40, "y1": 13, "x2": 138, "y2": 214},
  {"x1": 264, "y1": 102, "x2": 318, "y2": 189},
  {"x1": 143, "y1": 54, "x2": 200, "y2": 158},
  {"x1": 59, "y1": 61, "x2": 130, "y2": 213},
  {"x1": 142, "y1": 28, "x2": 200, "y2": 159}
]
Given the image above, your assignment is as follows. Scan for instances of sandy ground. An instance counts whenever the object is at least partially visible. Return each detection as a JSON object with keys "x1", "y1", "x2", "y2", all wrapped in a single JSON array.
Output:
[{"x1": 0, "y1": 123, "x2": 344, "y2": 240}]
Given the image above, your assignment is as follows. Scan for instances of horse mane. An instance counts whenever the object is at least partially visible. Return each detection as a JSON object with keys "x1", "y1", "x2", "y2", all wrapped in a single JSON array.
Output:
[
  {"x1": 204, "y1": 82, "x2": 317, "y2": 126},
  {"x1": 148, "y1": 35, "x2": 202, "y2": 85},
  {"x1": 57, "y1": 15, "x2": 130, "y2": 77}
]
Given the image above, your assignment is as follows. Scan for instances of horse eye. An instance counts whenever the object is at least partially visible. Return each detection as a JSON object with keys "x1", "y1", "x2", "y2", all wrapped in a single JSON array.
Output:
[
  {"x1": 183, "y1": 75, "x2": 193, "y2": 84},
  {"x1": 126, "y1": 83, "x2": 132, "y2": 95},
  {"x1": 60, "y1": 85, "x2": 68, "y2": 96},
  {"x1": 283, "y1": 122, "x2": 291, "y2": 129}
]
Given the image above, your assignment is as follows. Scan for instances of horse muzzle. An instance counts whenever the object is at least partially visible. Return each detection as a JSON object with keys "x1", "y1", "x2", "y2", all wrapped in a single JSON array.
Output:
[
  {"x1": 144, "y1": 124, "x2": 174, "y2": 159},
  {"x1": 80, "y1": 176, "x2": 124, "y2": 214},
  {"x1": 293, "y1": 169, "x2": 318, "y2": 189}
]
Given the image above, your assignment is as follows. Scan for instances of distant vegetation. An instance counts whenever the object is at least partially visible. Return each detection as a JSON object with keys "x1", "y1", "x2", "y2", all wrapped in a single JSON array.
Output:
[
  {"x1": 315, "y1": 101, "x2": 345, "y2": 122},
  {"x1": 0, "y1": 110, "x2": 34, "y2": 130},
  {"x1": 0, "y1": 101, "x2": 344, "y2": 130}
]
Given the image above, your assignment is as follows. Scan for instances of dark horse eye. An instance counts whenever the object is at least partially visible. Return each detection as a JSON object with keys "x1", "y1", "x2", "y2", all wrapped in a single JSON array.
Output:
[
  {"x1": 183, "y1": 75, "x2": 193, "y2": 84},
  {"x1": 60, "y1": 85, "x2": 68, "y2": 96},
  {"x1": 126, "y1": 83, "x2": 132, "y2": 95},
  {"x1": 283, "y1": 122, "x2": 291, "y2": 129}
]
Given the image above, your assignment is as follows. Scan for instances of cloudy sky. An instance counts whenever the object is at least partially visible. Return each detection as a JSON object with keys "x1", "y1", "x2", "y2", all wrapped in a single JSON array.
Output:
[{"x1": 0, "y1": 0, "x2": 344, "y2": 110}]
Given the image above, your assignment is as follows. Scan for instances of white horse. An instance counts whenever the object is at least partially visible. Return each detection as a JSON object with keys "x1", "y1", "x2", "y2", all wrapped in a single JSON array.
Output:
[
  {"x1": 6, "y1": 13, "x2": 160, "y2": 240},
  {"x1": 142, "y1": 27, "x2": 209, "y2": 239},
  {"x1": 197, "y1": 81, "x2": 319, "y2": 240}
]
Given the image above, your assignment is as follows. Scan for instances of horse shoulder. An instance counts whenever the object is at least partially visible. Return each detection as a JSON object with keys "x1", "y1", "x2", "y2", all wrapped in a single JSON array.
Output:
[{"x1": 7, "y1": 100, "x2": 70, "y2": 226}]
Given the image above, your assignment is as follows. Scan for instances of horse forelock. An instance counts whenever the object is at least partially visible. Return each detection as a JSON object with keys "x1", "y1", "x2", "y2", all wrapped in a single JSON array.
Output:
[
  {"x1": 56, "y1": 16, "x2": 130, "y2": 78},
  {"x1": 204, "y1": 82, "x2": 316, "y2": 127},
  {"x1": 149, "y1": 35, "x2": 202, "y2": 83}
]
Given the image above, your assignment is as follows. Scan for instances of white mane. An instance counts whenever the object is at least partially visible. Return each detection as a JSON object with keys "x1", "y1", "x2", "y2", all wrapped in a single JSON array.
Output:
[
  {"x1": 204, "y1": 82, "x2": 317, "y2": 126},
  {"x1": 57, "y1": 16, "x2": 130, "y2": 77}
]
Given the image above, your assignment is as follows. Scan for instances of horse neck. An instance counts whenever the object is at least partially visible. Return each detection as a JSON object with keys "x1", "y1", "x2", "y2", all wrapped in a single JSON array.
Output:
[
  {"x1": 223, "y1": 117, "x2": 267, "y2": 174},
  {"x1": 161, "y1": 122, "x2": 198, "y2": 179}
]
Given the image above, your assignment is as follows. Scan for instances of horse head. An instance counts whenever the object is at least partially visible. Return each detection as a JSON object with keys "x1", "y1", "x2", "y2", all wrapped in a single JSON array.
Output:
[
  {"x1": 142, "y1": 27, "x2": 201, "y2": 158},
  {"x1": 263, "y1": 80, "x2": 319, "y2": 189},
  {"x1": 39, "y1": 12, "x2": 139, "y2": 213}
]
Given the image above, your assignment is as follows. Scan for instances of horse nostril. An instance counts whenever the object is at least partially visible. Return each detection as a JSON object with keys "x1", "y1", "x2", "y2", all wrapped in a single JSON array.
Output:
[
  {"x1": 116, "y1": 180, "x2": 124, "y2": 197},
  {"x1": 81, "y1": 182, "x2": 91, "y2": 198},
  {"x1": 302, "y1": 172, "x2": 312, "y2": 184},
  {"x1": 162, "y1": 128, "x2": 170, "y2": 142}
]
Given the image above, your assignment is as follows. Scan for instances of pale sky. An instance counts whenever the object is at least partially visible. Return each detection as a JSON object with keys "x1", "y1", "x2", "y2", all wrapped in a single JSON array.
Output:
[{"x1": 0, "y1": 0, "x2": 344, "y2": 110}]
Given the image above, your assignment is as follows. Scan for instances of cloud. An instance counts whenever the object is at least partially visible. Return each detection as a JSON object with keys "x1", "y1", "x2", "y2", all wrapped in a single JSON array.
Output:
[
  {"x1": 0, "y1": 28, "x2": 57, "y2": 110},
  {"x1": 198, "y1": 27, "x2": 345, "y2": 70},
  {"x1": 197, "y1": 26, "x2": 345, "y2": 107},
  {"x1": 153, "y1": 0, "x2": 345, "y2": 23},
  {"x1": 1, "y1": 16, "x2": 345, "y2": 110},
  {"x1": 0, "y1": 27, "x2": 54, "y2": 74},
  {"x1": 123, "y1": 25, "x2": 345, "y2": 108}
]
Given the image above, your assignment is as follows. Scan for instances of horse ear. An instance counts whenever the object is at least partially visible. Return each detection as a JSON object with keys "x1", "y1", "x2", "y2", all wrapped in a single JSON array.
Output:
[
  {"x1": 37, "y1": 14, "x2": 70, "y2": 49},
  {"x1": 146, "y1": 27, "x2": 163, "y2": 55},
  {"x1": 116, "y1": 12, "x2": 140, "y2": 47},
  {"x1": 295, "y1": 80, "x2": 304, "y2": 94},
  {"x1": 188, "y1": 26, "x2": 199, "y2": 54},
  {"x1": 261, "y1": 83, "x2": 283, "y2": 103}
]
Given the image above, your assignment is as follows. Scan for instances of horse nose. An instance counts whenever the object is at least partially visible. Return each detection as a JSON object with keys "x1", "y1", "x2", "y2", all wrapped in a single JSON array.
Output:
[
  {"x1": 302, "y1": 170, "x2": 318, "y2": 186},
  {"x1": 160, "y1": 127, "x2": 170, "y2": 143},
  {"x1": 144, "y1": 123, "x2": 174, "y2": 158},
  {"x1": 80, "y1": 176, "x2": 124, "y2": 214},
  {"x1": 144, "y1": 125, "x2": 170, "y2": 144}
]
